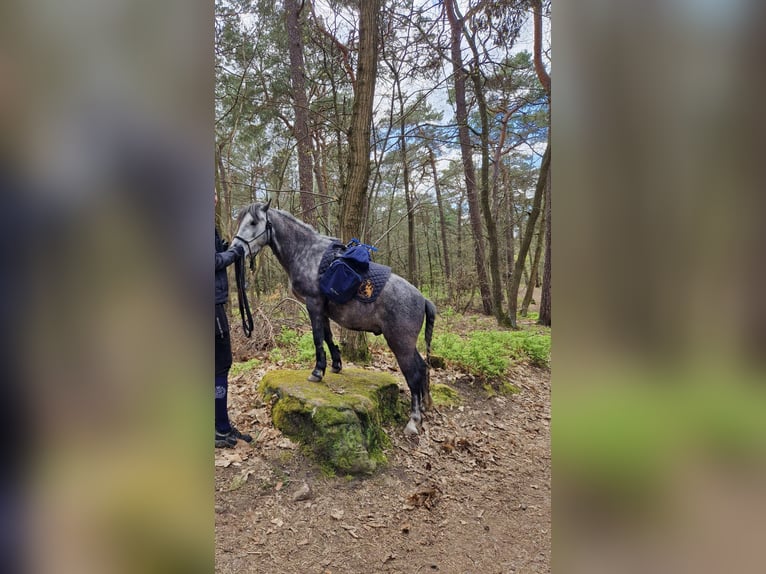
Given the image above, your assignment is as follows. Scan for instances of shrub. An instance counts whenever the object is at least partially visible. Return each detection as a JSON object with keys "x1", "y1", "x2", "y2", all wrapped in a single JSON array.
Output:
[{"x1": 431, "y1": 329, "x2": 551, "y2": 381}]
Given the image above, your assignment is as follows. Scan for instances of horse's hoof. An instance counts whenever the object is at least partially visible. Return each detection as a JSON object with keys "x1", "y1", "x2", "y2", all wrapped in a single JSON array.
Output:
[
  {"x1": 307, "y1": 370, "x2": 323, "y2": 382},
  {"x1": 331, "y1": 366, "x2": 342, "y2": 374},
  {"x1": 404, "y1": 420, "x2": 419, "y2": 436}
]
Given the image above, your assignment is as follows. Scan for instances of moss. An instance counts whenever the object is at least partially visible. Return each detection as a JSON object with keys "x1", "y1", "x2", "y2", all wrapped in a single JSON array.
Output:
[
  {"x1": 428, "y1": 355, "x2": 447, "y2": 370},
  {"x1": 483, "y1": 380, "x2": 520, "y2": 398},
  {"x1": 430, "y1": 383, "x2": 461, "y2": 407},
  {"x1": 500, "y1": 381, "x2": 521, "y2": 396},
  {"x1": 259, "y1": 368, "x2": 403, "y2": 475}
]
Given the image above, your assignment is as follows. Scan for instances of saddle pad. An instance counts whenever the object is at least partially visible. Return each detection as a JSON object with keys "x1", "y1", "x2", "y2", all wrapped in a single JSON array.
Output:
[
  {"x1": 318, "y1": 243, "x2": 391, "y2": 303},
  {"x1": 355, "y1": 262, "x2": 391, "y2": 303}
]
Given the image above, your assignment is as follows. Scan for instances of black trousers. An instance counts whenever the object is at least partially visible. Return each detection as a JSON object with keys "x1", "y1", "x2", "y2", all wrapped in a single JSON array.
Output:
[{"x1": 215, "y1": 303, "x2": 232, "y2": 377}]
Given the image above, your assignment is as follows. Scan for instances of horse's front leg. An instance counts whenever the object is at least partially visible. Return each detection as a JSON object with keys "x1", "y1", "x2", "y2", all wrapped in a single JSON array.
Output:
[
  {"x1": 306, "y1": 300, "x2": 327, "y2": 382},
  {"x1": 322, "y1": 316, "x2": 342, "y2": 374}
]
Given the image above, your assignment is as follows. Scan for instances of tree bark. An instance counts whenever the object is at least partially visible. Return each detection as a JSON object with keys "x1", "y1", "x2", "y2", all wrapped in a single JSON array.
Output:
[
  {"x1": 531, "y1": 0, "x2": 551, "y2": 97},
  {"x1": 504, "y1": 165, "x2": 516, "y2": 314},
  {"x1": 444, "y1": 0, "x2": 492, "y2": 315},
  {"x1": 395, "y1": 77, "x2": 418, "y2": 287},
  {"x1": 338, "y1": 0, "x2": 380, "y2": 362},
  {"x1": 285, "y1": 0, "x2": 316, "y2": 225},
  {"x1": 522, "y1": 193, "x2": 545, "y2": 316},
  {"x1": 427, "y1": 144, "x2": 452, "y2": 300},
  {"x1": 531, "y1": 0, "x2": 551, "y2": 327},
  {"x1": 509, "y1": 142, "x2": 550, "y2": 329},
  {"x1": 467, "y1": 36, "x2": 509, "y2": 325},
  {"x1": 538, "y1": 162, "x2": 551, "y2": 326}
]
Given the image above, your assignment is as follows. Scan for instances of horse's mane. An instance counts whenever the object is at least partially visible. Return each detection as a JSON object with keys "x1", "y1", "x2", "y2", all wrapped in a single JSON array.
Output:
[
  {"x1": 238, "y1": 202, "x2": 328, "y2": 238},
  {"x1": 269, "y1": 206, "x2": 319, "y2": 235}
]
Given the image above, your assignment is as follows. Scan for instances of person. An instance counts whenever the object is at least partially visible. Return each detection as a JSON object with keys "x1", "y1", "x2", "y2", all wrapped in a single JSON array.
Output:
[{"x1": 215, "y1": 194, "x2": 252, "y2": 448}]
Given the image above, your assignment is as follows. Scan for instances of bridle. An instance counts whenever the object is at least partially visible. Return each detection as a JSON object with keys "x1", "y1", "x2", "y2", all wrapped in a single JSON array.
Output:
[
  {"x1": 234, "y1": 212, "x2": 272, "y2": 270},
  {"x1": 233, "y1": 212, "x2": 272, "y2": 338}
]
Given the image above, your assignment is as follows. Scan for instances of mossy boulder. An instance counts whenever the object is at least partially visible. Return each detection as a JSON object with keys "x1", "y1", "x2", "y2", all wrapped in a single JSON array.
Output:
[{"x1": 258, "y1": 369, "x2": 405, "y2": 474}]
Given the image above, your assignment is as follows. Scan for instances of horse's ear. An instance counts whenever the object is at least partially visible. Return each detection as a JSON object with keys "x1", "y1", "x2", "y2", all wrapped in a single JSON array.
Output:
[{"x1": 263, "y1": 198, "x2": 271, "y2": 212}]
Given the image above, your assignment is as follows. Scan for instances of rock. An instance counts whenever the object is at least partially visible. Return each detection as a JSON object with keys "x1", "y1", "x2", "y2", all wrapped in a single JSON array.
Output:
[
  {"x1": 259, "y1": 368, "x2": 406, "y2": 474},
  {"x1": 292, "y1": 482, "x2": 312, "y2": 502}
]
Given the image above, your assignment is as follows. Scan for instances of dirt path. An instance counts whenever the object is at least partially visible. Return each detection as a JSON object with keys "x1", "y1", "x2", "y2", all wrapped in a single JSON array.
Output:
[{"x1": 215, "y1": 356, "x2": 550, "y2": 574}]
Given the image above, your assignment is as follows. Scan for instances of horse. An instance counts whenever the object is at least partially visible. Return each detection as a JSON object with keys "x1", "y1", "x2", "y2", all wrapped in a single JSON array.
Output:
[{"x1": 231, "y1": 201, "x2": 436, "y2": 436}]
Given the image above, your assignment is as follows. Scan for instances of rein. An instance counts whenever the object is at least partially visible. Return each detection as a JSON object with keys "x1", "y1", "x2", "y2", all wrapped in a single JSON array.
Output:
[
  {"x1": 234, "y1": 257, "x2": 254, "y2": 337},
  {"x1": 233, "y1": 215, "x2": 272, "y2": 338}
]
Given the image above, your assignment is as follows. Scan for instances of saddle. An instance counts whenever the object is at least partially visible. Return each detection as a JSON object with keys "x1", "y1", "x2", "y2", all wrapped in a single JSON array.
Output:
[{"x1": 318, "y1": 242, "x2": 391, "y2": 304}]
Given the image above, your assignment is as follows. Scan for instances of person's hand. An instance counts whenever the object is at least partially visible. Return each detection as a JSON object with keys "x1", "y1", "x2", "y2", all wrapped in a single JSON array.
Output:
[{"x1": 232, "y1": 244, "x2": 246, "y2": 259}]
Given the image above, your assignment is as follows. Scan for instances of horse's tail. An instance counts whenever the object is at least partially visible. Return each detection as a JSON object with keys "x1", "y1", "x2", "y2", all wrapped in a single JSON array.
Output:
[
  {"x1": 423, "y1": 299, "x2": 436, "y2": 409},
  {"x1": 424, "y1": 299, "x2": 436, "y2": 364}
]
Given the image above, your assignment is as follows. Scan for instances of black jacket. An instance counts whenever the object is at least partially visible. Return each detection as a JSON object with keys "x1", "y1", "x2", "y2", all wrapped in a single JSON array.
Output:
[{"x1": 215, "y1": 228, "x2": 242, "y2": 304}]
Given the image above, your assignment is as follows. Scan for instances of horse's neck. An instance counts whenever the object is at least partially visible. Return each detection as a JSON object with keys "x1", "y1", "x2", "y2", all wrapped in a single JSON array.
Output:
[{"x1": 270, "y1": 213, "x2": 327, "y2": 271}]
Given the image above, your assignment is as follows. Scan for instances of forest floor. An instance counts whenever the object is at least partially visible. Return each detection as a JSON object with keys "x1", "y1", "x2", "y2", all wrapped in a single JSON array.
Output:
[{"x1": 216, "y1": 309, "x2": 551, "y2": 574}]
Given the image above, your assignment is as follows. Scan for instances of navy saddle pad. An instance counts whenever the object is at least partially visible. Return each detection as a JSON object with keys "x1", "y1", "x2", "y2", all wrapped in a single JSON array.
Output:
[{"x1": 318, "y1": 243, "x2": 391, "y2": 303}]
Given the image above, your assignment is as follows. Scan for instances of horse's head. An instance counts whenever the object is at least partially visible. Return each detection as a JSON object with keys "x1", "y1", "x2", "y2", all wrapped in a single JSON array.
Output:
[{"x1": 231, "y1": 199, "x2": 272, "y2": 259}]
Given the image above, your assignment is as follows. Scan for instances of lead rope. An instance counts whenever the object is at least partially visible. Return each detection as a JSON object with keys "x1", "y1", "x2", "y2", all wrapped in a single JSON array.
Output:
[
  {"x1": 233, "y1": 217, "x2": 271, "y2": 338},
  {"x1": 235, "y1": 254, "x2": 254, "y2": 338}
]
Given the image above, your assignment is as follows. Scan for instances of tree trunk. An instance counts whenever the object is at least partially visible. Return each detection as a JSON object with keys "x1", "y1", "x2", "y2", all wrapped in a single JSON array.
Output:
[
  {"x1": 504, "y1": 166, "x2": 516, "y2": 315},
  {"x1": 509, "y1": 142, "x2": 550, "y2": 329},
  {"x1": 538, "y1": 163, "x2": 551, "y2": 326},
  {"x1": 338, "y1": 0, "x2": 380, "y2": 362},
  {"x1": 310, "y1": 130, "x2": 329, "y2": 232},
  {"x1": 531, "y1": 0, "x2": 551, "y2": 97},
  {"x1": 427, "y1": 145, "x2": 452, "y2": 300},
  {"x1": 521, "y1": 194, "x2": 545, "y2": 316},
  {"x1": 285, "y1": 0, "x2": 316, "y2": 225},
  {"x1": 444, "y1": 0, "x2": 492, "y2": 315},
  {"x1": 395, "y1": 79, "x2": 418, "y2": 287},
  {"x1": 466, "y1": 33, "x2": 509, "y2": 325},
  {"x1": 532, "y1": 0, "x2": 551, "y2": 328}
]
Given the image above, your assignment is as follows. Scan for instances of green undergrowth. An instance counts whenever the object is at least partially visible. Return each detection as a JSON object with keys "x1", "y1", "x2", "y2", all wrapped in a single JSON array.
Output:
[
  {"x1": 269, "y1": 327, "x2": 315, "y2": 366},
  {"x1": 229, "y1": 357, "x2": 262, "y2": 377},
  {"x1": 430, "y1": 328, "x2": 551, "y2": 381}
]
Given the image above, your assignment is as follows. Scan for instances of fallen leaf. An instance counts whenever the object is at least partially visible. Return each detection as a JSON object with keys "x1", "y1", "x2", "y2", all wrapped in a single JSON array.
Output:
[
  {"x1": 227, "y1": 469, "x2": 255, "y2": 491},
  {"x1": 214, "y1": 451, "x2": 243, "y2": 468},
  {"x1": 407, "y1": 486, "x2": 439, "y2": 509}
]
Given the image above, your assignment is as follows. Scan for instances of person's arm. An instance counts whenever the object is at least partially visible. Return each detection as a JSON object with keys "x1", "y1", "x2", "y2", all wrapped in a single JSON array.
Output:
[{"x1": 215, "y1": 244, "x2": 244, "y2": 271}]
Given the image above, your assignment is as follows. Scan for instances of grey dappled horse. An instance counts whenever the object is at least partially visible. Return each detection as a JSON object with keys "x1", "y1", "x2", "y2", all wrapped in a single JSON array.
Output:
[{"x1": 231, "y1": 201, "x2": 436, "y2": 435}]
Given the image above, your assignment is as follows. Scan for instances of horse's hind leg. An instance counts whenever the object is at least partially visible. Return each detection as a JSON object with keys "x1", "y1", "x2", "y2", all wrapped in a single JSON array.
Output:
[
  {"x1": 322, "y1": 316, "x2": 342, "y2": 374},
  {"x1": 388, "y1": 341, "x2": 428, "y2": 436}
]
